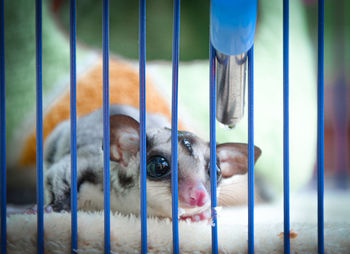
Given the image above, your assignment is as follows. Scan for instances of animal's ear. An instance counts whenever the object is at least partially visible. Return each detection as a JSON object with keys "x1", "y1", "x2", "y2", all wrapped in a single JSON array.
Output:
[
  {"x1": 109, "y1": 115, "x2": 140, "y2": 167},
  {"x1": 216, "y1": 143, "x2": 261, "y2": 178}
]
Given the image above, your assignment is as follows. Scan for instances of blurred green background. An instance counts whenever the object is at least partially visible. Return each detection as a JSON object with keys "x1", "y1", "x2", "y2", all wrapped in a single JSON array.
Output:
[
  {"x1": 53, "y1": 0, "x2": 350, "y2": 86},
  {"x1": 57, "y1": 0, "x2": 210, "y2": 61}
]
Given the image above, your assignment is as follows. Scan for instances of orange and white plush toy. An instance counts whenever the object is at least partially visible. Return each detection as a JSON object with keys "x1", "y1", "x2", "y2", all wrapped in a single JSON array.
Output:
[{"x1": 19, "y1": 58, "x2": 177, "y2": 168}]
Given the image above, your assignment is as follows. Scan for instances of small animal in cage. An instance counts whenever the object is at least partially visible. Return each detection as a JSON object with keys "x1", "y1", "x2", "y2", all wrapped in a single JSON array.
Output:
[{"x1": 43, "y1": 104, "x2": 261, "y2": 222}]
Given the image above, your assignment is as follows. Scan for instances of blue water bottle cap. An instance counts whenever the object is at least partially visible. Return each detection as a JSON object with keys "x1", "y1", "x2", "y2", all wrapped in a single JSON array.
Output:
[{"x1": 210, "y1": 0, "x2": 258, "y2": 55}]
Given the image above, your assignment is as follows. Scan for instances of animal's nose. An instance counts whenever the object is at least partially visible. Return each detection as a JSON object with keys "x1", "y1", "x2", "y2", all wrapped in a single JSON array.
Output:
[{"x1": 188, "y1": 183, "x2": 209, "y2": 207}]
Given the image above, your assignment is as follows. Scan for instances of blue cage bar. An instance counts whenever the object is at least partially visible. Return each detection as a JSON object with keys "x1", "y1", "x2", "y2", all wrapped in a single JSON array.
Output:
[
  {"x1": 317, "y1": 0, "x2": 325, "y2": 253},
  {"x1": 171, "y1": 0, "x2": 180, "y2": 253},
  {"x1": 283, "y1": 0, "x2": 291, "y2": 253},
  {"x1": 102, "y1": 0, "x2": 111, "y2": 253},
  {"x1": 209, "y1": 42, "x2": 218, "y2": 254},
  {"x1": 139, "y1": 0, "x2": 148, "y2": 252},
  {"x1": 69, "y1": 0, "x2": 78, "y2": 252},
  {"x1": 35, "y1": 0, "x2": 44, "y2": 253},
  {"x1": 247, "y1": 46, "x2": 255, "y2": 254}
]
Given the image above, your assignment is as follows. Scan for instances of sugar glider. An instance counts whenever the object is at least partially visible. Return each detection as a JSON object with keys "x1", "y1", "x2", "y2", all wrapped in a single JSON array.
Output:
[{"x1": 44, "y1": 104, "x2": 261, "y2": 221}]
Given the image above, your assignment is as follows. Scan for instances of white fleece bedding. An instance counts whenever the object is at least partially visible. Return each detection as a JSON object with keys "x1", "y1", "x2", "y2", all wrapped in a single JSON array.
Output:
[{"x1": 6, "y1": 192, "x2": 350, "y2": 254}]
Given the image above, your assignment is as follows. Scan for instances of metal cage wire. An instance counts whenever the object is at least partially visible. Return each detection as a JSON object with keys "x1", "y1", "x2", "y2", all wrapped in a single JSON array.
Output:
[{"x1": 35, "y1": 0, "x2": 44, "y2": 253}]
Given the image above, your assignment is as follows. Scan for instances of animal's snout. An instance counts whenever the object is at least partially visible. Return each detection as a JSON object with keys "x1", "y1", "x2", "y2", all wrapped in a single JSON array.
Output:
[
  {"x1": 180, "y1": 182, "x2": 209, "y2": 208},
  {"x1": 189, "y1": 187, "x2": 208, "y2": 207}
]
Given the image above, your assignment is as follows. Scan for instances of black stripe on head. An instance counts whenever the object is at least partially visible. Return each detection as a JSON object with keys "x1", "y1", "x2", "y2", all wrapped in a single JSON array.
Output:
[
  {"x1": 178, "y1": 131, "x2": 195, "y2": 156},
  {"x1": 181, "y1": 138, "x2": 194, "y2": 156},
  {"x1": 164, "y1": 128, "x2": 196, "y2": 156}
]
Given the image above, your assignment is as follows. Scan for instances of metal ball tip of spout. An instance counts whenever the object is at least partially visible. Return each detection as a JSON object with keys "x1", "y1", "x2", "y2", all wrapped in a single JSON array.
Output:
[{"x1": 215, "y1": 50, "x2": 248, "y2": 128}]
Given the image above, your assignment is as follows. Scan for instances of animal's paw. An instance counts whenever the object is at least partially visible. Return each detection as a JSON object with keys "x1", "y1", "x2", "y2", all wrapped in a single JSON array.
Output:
[{"x1": 24, "y1": 205, "x2": 53, "y2": 214}]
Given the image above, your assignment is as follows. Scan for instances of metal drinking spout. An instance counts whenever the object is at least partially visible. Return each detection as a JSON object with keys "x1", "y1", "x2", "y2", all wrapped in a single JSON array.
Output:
[
  {"x1": 210, "y1": 0, "x2": 257, "y2": 127},
  {"x1": 216, "y1": 51, "x2": 247, "y2": 127}
]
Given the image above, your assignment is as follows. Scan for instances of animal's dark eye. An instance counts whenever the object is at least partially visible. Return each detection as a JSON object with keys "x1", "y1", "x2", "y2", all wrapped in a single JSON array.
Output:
[
  {"x1": 208, "y1": 164, "x2": 222, "y2": 183},
  {"x1": 147, "y1": 156, "x2": 170, "y2": 180}
]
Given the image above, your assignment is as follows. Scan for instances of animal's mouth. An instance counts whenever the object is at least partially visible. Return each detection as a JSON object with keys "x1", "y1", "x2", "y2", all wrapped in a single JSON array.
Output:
[
  {"x1": 179, "y1": 209, "x2": 211, "y2": 222},
  {"x1": 178, "y1": 203, "x2": 211, "y2": 222}
]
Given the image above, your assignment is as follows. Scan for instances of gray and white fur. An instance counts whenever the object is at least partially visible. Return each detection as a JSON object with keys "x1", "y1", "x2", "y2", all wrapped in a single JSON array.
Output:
[{"x1": 44, "y1": 104, "x2": 261, "y2": 220}]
